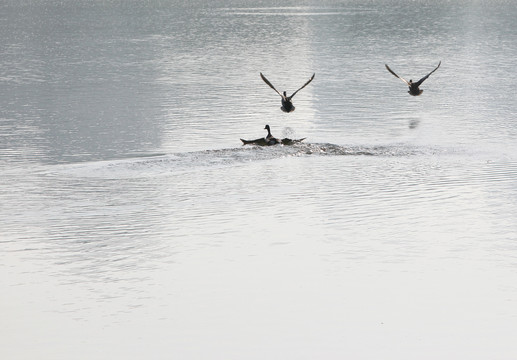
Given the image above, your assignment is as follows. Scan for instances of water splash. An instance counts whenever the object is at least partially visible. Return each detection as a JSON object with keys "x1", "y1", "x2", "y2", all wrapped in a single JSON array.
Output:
[{"x1": 48, "y1": 142, "x2": 450, "y2": 180}]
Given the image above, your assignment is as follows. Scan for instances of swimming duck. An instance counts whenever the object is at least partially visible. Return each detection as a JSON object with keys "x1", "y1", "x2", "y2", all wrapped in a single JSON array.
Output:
[
  {"x1": 260, "y1": 72, "x2": 315, "y2": 112},
  {"x1": 240, "y1": 125, "x2": 306, "y2": 146},
  {"x1": 385, "y1": 61, "x2": 441, "y2": 96},
  {"x1": 264, "y1": 124, "x2": 280, "y2": 145},
  {"x1": 240, "y1": 125, "x2": 280, "y2": 146}
]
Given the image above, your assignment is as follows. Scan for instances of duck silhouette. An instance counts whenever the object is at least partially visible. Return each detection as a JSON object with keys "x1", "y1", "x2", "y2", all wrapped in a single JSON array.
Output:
[
  {"x1": 260, "y1": 73, "x2": 315, "y2": 112},
  {"x1": 263, "y1": 124, "x2": 280, "y2": 145},
  {"x1": 240, "y1": 125, "x2": 280, "y2": 146},
  {"x1": 385, "y1": 61, "x2": 441, "y2": 96},
  {"x1": 240, "y1": 125, "x2": 306, "y2": 146}
]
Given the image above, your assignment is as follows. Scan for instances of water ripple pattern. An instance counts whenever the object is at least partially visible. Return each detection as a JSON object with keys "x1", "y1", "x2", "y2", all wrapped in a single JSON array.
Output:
[{"x1": 48, "y1": 142, "x2": 451, "y2": 179}]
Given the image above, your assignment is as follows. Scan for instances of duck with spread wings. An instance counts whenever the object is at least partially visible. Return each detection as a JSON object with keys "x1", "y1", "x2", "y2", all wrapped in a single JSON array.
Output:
[
  {"x1": 260, "y1": 73, "x2": 315, "y2": 112},
  {"x1": 385, "y1": 61, "x2": 441, "y2": 96},
  {"x1": 240, "y1": 125, "x2": 306, "y2": 146}
]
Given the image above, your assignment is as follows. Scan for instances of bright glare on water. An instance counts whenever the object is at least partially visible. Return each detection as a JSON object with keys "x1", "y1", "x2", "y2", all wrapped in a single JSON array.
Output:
[{"x1": 1, "y1": 0, "x2": 517, "y2": 359}]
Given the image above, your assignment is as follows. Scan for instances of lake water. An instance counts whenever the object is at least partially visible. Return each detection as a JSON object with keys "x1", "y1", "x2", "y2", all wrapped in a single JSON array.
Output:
[{"x1": 1, "y1": 0, "x2": 517, "y2": 359}]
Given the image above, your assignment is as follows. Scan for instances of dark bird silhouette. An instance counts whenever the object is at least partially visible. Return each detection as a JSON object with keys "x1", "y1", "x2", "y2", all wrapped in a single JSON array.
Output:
[
  {"x1": 260, "y1": 73, "x2": 315, "y2": 112},
  {"x1": 280, "y1": 137, "x2": 306, "y2": 145},
  {"x1": 263, "y1": 124, "x2": 280, "y2": 145},
  {"x1": 240, "y1": 125, "x2": 280, "y2": 146},
  {"x1": 240, "y1": 125, "x2": 306, "y2": 146},
  {"x1": 385, "y1": 61, "x2": 441, "y2": 96}
]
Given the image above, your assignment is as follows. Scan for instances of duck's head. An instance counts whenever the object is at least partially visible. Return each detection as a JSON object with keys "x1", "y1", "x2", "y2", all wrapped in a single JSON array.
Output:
[{"x1": 264, "y1": 125, "x2": 270, "y2": 131}]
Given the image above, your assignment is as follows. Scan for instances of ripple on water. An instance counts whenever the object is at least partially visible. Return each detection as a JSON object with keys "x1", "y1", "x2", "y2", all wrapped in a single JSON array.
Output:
[{"x1": 47, "y1": 142, "x2": 449, "y2": 179}]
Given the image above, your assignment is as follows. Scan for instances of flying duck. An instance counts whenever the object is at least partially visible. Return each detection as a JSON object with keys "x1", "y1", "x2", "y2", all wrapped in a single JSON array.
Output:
[
  {"x1": 385, "y1": 61, "x2": 441, "y2": 96},
  {"x1": 260, "y1": 72, "x2": 315, "y2": 112},
  {"x1": 240, "y1": 125, "x2": 306, "y2": 146}
]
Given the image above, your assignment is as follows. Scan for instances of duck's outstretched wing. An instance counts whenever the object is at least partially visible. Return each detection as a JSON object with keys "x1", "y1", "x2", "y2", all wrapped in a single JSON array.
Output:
[
  {"x1": 290, "y1": 73, "x2": 315, "y2": 98},
  {"x1": 241, "y1": 137, "x2": 268, "y2": 146},
  {"x1": 415, "y1": 61, "x2": 441, "y2": 86},
  {"x1": 385, "y1": 64, "x2": 410, "y2": 85},
  {"x1": 281, "y1": 137, "x2": 306, "y2": 145},
  {"x1": 260, "y1": 73, "x2": 282, "y2": 97}
]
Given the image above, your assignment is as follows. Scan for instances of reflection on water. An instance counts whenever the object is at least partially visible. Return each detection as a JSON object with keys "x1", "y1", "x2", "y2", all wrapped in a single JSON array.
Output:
[
  {"x1": 408, "y1": 118, "x2": 420, "y2": 129},
  {"x1": 2, "y1": 0, "x2": 517, "y2": 359}
]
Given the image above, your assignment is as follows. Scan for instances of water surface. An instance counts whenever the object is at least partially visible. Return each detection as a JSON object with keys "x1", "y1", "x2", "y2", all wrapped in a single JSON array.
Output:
[{"x1": 1, "y1": 1, "x2": 517, "y2": 359}]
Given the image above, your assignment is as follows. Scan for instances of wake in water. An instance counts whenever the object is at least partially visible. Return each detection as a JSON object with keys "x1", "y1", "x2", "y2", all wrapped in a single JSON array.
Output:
[{"x1": 49, "y1": 142, "x2": 447, "y2": 179}]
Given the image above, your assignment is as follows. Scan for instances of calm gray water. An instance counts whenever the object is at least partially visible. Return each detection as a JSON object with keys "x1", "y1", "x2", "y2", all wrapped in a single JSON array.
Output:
[{"x1": 2, "y1": 0, "x2": 517, "y2": 359}]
